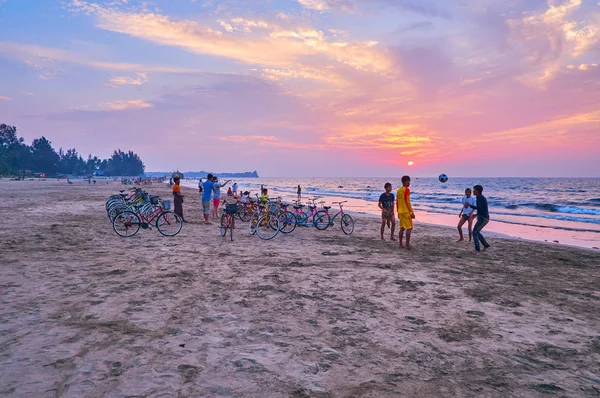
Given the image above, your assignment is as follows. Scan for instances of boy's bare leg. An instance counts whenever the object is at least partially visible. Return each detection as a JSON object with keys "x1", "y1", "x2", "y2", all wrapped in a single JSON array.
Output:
[
  {"x1": 380, "y1": 219, "x2": 386, "y2": 240},
  {"x1": 457, "y1": 218, "x2": 466, "y2": 242},
  {"x1": 390, "y1": 221, "x2": 396, "y2": 241},
  {"x1": 468, "y1": 217, "x2": 474, "y2": 241},
  {"x1": 398, "y1": 228, "x2": 405, "y2": 248},
  {"x1": 405, "y1": 228, "x2": 412, "y2": 249}
]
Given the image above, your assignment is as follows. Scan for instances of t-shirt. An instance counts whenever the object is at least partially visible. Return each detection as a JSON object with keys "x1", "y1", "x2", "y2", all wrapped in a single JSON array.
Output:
[
  {"x1": 462, "y1": 196, "x2": 476, "y2": 216},
  {"x1": 379, "y1": 192, "x2": 395, "y2": 212},
  {"x1": 260, "y1": 194, "x2": 269, "y2": 202},
  {"x1": 232, "y1": 183, "x2": 238, "y2": 191},
  {"x1": 241, "y1": 194, "x2": 248, "y2": 203},
  {"x1": 202, "y1": 180, "x2": 214, "y2": 202},
  {"x1": 396, "y1": 186, "x2": 413, "y2": 214},
  {"x1": 213, "y1": 183, "x2": 221, "y2": 199},
  {"x1": 172, "y1": 184, "x2": 181, "y2": 196}
]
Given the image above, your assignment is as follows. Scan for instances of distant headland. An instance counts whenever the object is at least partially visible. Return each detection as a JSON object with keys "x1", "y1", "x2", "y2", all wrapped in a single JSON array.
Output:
[{"x1": 146, "y1": 170, "x2": 259, "y2": 179}]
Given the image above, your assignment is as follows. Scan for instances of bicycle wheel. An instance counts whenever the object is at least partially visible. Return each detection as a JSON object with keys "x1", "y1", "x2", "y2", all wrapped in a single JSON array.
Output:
[
  {"x1": 220, "y1": 214, "x2": 228, "y2": 236},
  {"x1": 341, "y1": 214, "x2": 355, "y2": 235},
  {"x1": 239, "y1": 207, "x2": 252, "y2": 222},
  {"x1": 313, "y1": 211, "x2": 330, "y2": 230},
  {"x1": 249, "y1": 212, "x2": 260, "y2": 235},
  {"x1": 256, "y1": 215, "x2": 280, "y2": 240},
  {"x1": 156, "y1": 211, "x2": 183, "y2": 236},
  {"x1": 279, "y1": 211, "x2": 297, "y2": 234},
  {"x1": 113, "y1": 211, "x2": 141, "y2": 237}
]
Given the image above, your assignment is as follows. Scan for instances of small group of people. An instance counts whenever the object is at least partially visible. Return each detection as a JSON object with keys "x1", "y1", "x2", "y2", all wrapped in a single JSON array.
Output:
[
  {"x1": 378, "y1": 176, "x2": 490, "y2": 252},
  {"x1": 171, "y1": 174, "x2": 238, "y2": 224}
]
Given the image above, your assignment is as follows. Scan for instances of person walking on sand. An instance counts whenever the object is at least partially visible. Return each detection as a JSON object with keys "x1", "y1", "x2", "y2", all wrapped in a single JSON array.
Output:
[
  {"x1": 457, "y1": 188, "x2": 476, "y2": 242},
  {"x1": 232, "y1": 182, "x2": 238, "y2": 196},
  {"x1": 172, "y1": 176, "x2": 187, "y2": 223},
  {"x1": 379, "y1": 182, "x2": 396, "y2": 241},
  {"x1": 297, "y1": 185, "x2": 302, "y2": 202},
  {"x1": 465, "y1": 184, "x2": 490, "y2": 252},
  {"x1": 211, "y1": 176, "x2": 231, "y2": 220},
  {"x1": 396, "y1": 175, "x2": 415, "y2": 249},
  {"x1": 202, "y1": 174, "x2": 215, "y2": 224}
]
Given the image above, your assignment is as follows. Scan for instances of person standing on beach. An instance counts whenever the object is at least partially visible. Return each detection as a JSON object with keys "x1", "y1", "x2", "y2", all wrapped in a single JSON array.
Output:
[
  {"x1": 198, "y1": 178, "x2": 203, "y2": 196},
  {"x1": 202, "y1": 174, "x2": 215, "y2": 224},
  {"x1": 396, "y1": 175, "x2": 415, "y2": 249},
  {"x1": 297, "y1": 185, "x2": 302, "y2": 202},
  {"x1": 465, "y1": 184, "x2": 491, "y2": 252},
  {"x1": 457, "y1": 188, "x2": 476, "y2": 242},
  {"x1": 378, "y1": 182, "x2": 396, "y2": 241},
  {"x1": 232, "y1": 182, "x2": 238, "y2": 196},
  {"x1": 212, "y1": 176, "x2": 231, "y2": 220},
  {"x1": 172, "y1": 176, "x2": 187, "y2": 223}
]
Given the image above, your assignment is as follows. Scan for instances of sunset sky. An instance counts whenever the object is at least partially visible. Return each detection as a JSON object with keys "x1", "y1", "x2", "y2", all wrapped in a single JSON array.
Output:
[{"x1": 0, "y1": 0, "x2": 599, "y2": 177}]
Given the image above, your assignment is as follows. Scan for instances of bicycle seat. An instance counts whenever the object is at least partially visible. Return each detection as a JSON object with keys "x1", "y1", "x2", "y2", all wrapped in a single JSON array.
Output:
[{"x1": 323, "y1": 206, "x2": 331, "y2": 210}]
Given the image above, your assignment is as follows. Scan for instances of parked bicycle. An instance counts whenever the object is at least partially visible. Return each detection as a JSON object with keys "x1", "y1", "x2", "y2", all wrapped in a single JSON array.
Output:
[{"x1": 313, "y1": 201, "x2": 355, "y2": 235}]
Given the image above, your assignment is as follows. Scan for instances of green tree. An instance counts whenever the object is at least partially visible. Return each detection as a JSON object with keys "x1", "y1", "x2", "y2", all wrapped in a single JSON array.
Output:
[
  {"x1": 0, "y1": 124, "x2": 31, "y2": 175},
  {"x1": 105, "y1": 149, "x2": 145, "y2": 176},
  {"x1": 31, "y1": 136, "x2": 59, "y2": 174}
]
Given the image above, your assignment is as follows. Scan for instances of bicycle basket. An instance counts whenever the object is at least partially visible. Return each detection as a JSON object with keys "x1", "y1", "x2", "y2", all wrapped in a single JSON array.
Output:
[
  {"x1": 225, "y1": 204, "x2": 238, "y2": 214},
  {"x1": 162, "y1": 199, "x2": 171, "y2": 210},
  {"x1": 150, "y1": 196, "x2": 159, "y2": 205}
]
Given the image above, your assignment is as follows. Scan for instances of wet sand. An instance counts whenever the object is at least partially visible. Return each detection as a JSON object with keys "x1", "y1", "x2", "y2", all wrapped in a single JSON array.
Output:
[{"x1": 1, "y1": 180, "x2": 599, "y2": 397}]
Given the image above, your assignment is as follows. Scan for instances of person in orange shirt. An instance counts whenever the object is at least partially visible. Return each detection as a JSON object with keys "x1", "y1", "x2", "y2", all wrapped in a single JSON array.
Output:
[
  {"x1": 172, "y1": 175, "x2": 187, "y2": 223},
  {"x1": 396, "y1": 175, "x2": 415, "y2": 249}
]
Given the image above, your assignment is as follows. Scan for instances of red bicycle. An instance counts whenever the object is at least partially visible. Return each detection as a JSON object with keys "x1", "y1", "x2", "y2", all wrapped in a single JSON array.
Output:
[{"x1": 112, "y1": 197, "x2": 183, "y2": 237}]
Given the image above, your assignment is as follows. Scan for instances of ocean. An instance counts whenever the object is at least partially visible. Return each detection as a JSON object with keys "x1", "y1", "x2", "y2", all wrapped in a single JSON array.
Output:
[{"x1": 182, "y1": 177, "x2": 600, "y2": 249}]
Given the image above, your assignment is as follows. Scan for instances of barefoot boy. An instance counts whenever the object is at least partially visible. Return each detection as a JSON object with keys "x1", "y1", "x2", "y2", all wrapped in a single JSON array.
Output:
[
  {"x1": 396, "y1": 175, "x2": 416, "y2": 249},
  {"x1": 465, "y1": 184, "x2": 490, "y2": 252},
  {"x1": 378, "y1": 183, "x2": 396, "y2": 241},
  {"x1": 457, "y1": 188, "x2": 476, "y2": 242}
]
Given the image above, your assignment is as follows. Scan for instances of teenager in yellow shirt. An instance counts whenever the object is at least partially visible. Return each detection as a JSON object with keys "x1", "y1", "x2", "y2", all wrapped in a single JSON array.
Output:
[{"x1": 396, "y1": 175, "x2": 415, "y2": 249}]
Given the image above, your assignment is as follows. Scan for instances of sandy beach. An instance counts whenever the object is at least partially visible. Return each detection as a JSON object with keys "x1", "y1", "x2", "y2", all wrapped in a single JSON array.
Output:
[{"x1": 1, "y1": 179, "x2": 599, "y2": 397}]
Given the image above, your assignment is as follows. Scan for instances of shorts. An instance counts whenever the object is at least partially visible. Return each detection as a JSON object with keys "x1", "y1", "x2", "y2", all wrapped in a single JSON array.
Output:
[
  {"x1": 462, "y1": 214, "x2": 471, "y2": 221},
  {"x1": 213, "y1": 198, "x2": 221, "y2": 208},
  {"x1": 398, "y1": 213, "x2": 413, "y2": 229},
  {"x1": 381, "y1": 210, "x2": 394, "y2": 221},
  {"x1": 202, "y1": 200, "x2": 211, "y2": 215}
]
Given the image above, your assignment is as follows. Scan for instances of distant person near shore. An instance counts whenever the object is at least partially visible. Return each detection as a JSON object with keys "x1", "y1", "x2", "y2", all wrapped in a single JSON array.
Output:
[
  {"x1": 396, "y1": 175, "x2": 415, "y2": 249},
  {"x1": 379, "y1": 182, "x2": 396, "y2": 241},
  {"x1": 457, "y1": 188, "x2": 476, "y2": 242},
  {"x1": 172, "y1": 176, "x2": 187, "y2": 223},
  {"x1": 198, "y1": 178, "x2": 203, "y2": 195},
  {"x1": 232, "y1": 182, "x2": 238, "y2": 196},
  {"x1": 466, "y1": 184, "x2": 491, "y2": 252},
  {"x1": 297, "y1": 185, "x2": 301, "y2": 202},
  {"x1": 202, "y1": 174, "x2": 215, "y2": 224}
]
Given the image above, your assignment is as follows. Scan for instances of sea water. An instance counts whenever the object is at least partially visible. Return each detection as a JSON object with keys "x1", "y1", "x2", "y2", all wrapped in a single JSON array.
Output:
[{"x1": 183, "y1": 177, "x2": 600, "y2": 249}]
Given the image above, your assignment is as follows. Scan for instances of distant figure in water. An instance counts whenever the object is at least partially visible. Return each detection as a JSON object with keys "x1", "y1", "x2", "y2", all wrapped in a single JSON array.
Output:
[
  {"x1": 465, "y1": 184, "x2": 490, "y2": 252},
  {"x1": 297, "y1": 185, "x2": 301, "y2": 202},
  {"x1": 457, "y1": 188, "x2": 476, "y2": 242},
  {"x1": 172, "y1": 176, "x2": 187, "y2": 223},
  {"x1": 378, "y1": 182, "x2": 395, "y2": 241}
]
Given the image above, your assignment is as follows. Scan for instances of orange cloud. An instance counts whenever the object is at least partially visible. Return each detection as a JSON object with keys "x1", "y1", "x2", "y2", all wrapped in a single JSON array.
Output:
[
  {"x1": 102, "y1": 100, "x2": 152, "y2": 110},
  {"x1": 105, "y1": 72, "x2": 149, "y2": 87},
  {"x1": 0, "y1": 95, "x2": 11, "y2": 100}
]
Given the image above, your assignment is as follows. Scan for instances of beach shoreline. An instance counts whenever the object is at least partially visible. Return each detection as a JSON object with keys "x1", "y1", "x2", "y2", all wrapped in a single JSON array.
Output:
[{"x1": 1, "y1": 179, "x2": 600, "y2": 397}]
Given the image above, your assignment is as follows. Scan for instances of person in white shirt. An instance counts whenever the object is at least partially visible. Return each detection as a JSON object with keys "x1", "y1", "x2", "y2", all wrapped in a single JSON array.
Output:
[{"x1": 457, "y1": 188, "x2": 476, "y2": 242}]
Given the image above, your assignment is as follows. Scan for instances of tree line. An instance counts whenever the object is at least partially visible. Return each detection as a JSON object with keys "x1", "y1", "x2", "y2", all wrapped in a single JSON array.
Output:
[{"x1": 0, "y1": 123, "x2": 145, "y2": 177}]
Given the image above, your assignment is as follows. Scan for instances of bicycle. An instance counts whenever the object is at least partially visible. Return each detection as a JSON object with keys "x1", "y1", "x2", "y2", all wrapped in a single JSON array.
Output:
[
  {"x1": 249, "y1": 201, "x2": 281, "y2": 240},
  {"x1": 312, "y1": 201, "x2": 355, "y2": 235},
  {"x1": 113, "y1": 196, "x2": 183, "y2": 237},
  {"x1": 220, "y1": 201, "x2": 237, "y2": 241}
]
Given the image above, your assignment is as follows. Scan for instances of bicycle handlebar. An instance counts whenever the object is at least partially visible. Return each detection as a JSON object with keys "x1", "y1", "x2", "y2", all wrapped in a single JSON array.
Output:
[{"x1": 332, "y1": 201, "x2": 348, "y2": 205}]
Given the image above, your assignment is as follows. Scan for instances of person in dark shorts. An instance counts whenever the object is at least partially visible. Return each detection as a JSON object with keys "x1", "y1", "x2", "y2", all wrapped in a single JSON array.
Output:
[
  {"x1": 457, "y1": 187, "x2": 476, "y2": 242},
  {"x1": 378, "y1": 182, "x2": 396, "y2": 241},
  {"x1": 465, "y1": 184, "x2": 490, "y2": 252}
]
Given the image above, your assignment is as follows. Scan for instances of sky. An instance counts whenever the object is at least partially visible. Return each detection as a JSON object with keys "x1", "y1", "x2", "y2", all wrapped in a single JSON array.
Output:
[{"x1": 0, "y1": 0, "x2": 599, "y2": 177}]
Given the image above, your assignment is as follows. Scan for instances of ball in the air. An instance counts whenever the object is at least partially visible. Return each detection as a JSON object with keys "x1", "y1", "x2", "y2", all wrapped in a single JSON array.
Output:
[{"x1": 438, "y1": 174, "x2": 448, "y2": 183}]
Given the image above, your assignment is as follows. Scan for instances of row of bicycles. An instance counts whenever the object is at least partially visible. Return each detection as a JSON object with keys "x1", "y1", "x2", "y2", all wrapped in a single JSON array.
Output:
[
  {"x1": 219, "y1": 196, "x2": 355, "y2": 241},
  {"x1": 106, "y1": 187, "x2": 183, "y2": 237}
]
